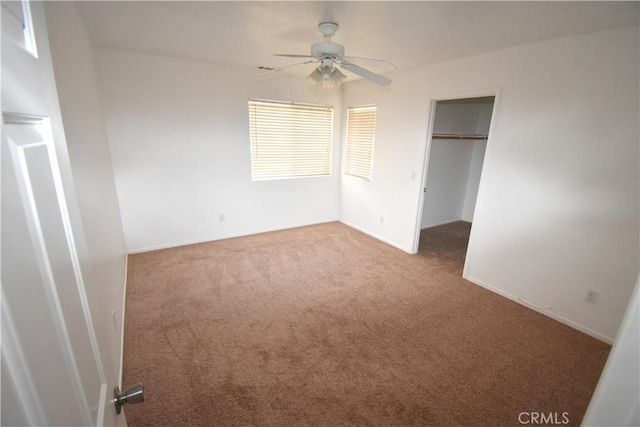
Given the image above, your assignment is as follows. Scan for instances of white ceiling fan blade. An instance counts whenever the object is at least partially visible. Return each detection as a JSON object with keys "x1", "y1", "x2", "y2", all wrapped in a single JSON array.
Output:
[
  {"x1": 343, "y1": 56, "x2": 396, "y2": 70},
  {"x1": 257, "y1": 59, "x2": 317, "y2": 75},
  {"x1": 340, "y1": 62, "x2": 391, "y2": 86},
  {"x1": 274, "y1": 54, "x2": 316, "y2": 58}
]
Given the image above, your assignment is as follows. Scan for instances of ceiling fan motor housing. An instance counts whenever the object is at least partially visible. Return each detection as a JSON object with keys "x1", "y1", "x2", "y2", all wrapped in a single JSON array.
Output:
[{"x1": 311, "y1": 42, "x2": 345, "y2": 58}]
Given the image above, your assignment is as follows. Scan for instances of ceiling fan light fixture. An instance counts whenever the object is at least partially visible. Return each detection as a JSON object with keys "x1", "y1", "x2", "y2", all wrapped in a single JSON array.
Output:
[
  {"x1": 330, "y1": 67, "x2": 346, "y2": 85},
  {"x1": 308, "y1": 65, "x2": 346, "y2": 88}
]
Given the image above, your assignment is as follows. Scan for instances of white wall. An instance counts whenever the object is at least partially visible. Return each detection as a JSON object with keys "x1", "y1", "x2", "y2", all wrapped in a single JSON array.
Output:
[
  {"x1": 340, "y1": 26, "x2": 639, "y2": 341},
  {"x1": 96, "y1": 49, "x2": 342, "y2": 253},
  {"x1": 433, "y1": 102, "x2": 482, "y2": 134},
  {"x1": 421, "y1": 139, "x2": 474, "y2": 228},
  {"x1": 43, "y1": 0, "x2": 128, "y2": 418}
]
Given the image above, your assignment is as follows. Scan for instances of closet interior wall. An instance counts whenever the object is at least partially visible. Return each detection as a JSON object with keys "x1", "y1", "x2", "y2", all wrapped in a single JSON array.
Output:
[{"x1": 421, "y1": 98, "x2": 494, "y2": 229}]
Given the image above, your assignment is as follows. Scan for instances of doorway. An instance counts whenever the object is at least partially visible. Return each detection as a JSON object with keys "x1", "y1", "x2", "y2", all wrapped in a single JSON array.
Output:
[{"x1": 416, "y1": 96, "x2": 495, "y2": 272}]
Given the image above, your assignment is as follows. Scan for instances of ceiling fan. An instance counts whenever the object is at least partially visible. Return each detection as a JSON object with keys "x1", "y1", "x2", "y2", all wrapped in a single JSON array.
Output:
[{"x1": 266, "y1": 22, "x2": 395, "y2": 87}]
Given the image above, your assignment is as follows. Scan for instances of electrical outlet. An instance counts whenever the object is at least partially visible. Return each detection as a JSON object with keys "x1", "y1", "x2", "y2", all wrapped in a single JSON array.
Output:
[
  {"x1": 219, "y1": 214, "x2": 224, "y2": 222},
  {"x1": 380, "y1": 216, "x2": 384, "y2": 223},
  {"x1": 585, "y1": 290, "x2": 599, "y2": 305}
]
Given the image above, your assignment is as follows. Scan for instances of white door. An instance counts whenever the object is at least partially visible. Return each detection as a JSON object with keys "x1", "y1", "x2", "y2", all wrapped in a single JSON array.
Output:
[{"x1": 1, "y1": 1, "x2": 120, "y2": 425}]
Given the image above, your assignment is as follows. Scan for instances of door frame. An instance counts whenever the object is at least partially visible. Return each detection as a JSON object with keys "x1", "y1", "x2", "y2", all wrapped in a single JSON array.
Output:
[{"x1": 412, "y1": 88, "x2": 501, "y2": 279}]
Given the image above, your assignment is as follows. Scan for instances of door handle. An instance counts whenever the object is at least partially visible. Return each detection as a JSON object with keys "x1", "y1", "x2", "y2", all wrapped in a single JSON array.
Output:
[{"x1": 114, "y1": 383, "x2": 144, "y2": 414}]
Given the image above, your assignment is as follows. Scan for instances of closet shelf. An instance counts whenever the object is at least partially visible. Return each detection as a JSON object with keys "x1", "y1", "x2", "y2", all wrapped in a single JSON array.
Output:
[{"x1": 432, "y1": 133, "x2": 488, "y2": 140}]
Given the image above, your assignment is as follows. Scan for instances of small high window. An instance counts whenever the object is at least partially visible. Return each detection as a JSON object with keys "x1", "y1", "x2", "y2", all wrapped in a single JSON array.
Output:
[
  {"x1": 345, "y1": 105, "x2": 377, "y2": 182},
  {"x1": 1, "y1": 0, "x2": 38, "y2": 57}
]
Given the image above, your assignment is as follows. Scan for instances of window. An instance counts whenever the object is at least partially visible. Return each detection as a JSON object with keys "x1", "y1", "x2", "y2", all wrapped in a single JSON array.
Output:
[
  {"x1": 1, "y1": 0, "x2": 38, "y2": 57},
  {"x1": 345, "y1": 105, "x2": 377, "y2": 181},
  {"x1": 248, "y1": 99, "x2": 333, "y2": 180}
]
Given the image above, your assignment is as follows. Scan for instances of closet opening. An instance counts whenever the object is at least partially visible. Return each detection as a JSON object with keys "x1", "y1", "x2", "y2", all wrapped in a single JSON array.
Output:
[{"x1": 416, "y1": 96, "x2": 495, "y2": 274}]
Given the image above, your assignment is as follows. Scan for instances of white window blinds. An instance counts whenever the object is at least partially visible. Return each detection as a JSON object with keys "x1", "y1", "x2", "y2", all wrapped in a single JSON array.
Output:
[
  {"x1": 345, "y1": 105, "x2": 377, "y2": 182},
  {"x1": 248, "y1": 99, "x2": 333, "y2": 180}
]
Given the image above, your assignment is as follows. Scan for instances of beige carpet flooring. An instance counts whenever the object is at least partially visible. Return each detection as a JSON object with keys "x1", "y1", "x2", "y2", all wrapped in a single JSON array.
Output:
[{"x1": 122, "y1": 221, "x2": 610, "y2": 426}]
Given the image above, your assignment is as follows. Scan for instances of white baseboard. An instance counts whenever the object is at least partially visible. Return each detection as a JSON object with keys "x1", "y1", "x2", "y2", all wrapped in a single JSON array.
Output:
[
  {"x1": 126, "y1": 218, "x2": 339, "y2": 254},
  {"x1": 339, "y1": 220, "x2": 414, "y2": 254},
  {"x1": 464, "y1": 274, "x2": 614, "y2": 344}
]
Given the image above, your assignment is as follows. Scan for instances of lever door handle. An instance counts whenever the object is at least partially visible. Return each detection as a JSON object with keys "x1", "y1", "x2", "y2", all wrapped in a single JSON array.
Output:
[{"x1": 114, "y1": 383, "x2": 144, "y2": 414}]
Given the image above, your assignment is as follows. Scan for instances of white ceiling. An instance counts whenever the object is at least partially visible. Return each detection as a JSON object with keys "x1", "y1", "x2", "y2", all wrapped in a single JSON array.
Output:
[{"x1": 76, "y1": 1, "x2": 639, "y2": 82}]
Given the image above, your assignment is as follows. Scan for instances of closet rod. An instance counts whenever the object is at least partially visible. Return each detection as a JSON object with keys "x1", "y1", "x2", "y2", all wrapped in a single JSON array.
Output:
[{"x1": 432, "y1": 133, "x2": 488, "y2": 140}]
